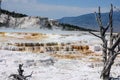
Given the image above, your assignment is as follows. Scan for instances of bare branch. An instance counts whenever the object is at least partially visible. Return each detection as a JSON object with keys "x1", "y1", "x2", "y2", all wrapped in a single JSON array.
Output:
[
  {"x1": 9, "y1": 64, "x2": 32, "y2": 80},
  {"x1": 89, "y1": 31, "x2": 102, "y2": 39},
  {"x1": 103, "y1": 23, "x2": 110, "y2": 34},
  {"x1": 111, "y1": 36, "x2": 120, "y2": 50},
  {"x1": 24, "y1": 71, "x2": 33, "y2": 79},
  {"x1": 113, "y1": 51, "x2": 120, "y2": 54},
  {"x1": 109, "y1": 4, "x2": 114, "y2": 53},
  {"x1": 117, "y1": 33, "x2": 120, "y2": 37},
  {"x1": 95, "y1": 12, "x2": 103, "y2": 30},
  {"x1": 9, "y1": 74, "x2": 25, "y2": 80}
]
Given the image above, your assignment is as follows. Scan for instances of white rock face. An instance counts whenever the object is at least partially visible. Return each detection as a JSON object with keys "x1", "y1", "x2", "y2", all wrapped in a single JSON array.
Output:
[{"x1": 0, "y1": 14, "x2": 60, "y2": 29}]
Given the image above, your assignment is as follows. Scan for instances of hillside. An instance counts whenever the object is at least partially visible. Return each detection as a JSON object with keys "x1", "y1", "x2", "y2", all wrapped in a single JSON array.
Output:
[
  {"x1": 58, "y1": 11, "x2": 120, "y2": 32},
  {"x1": 60, "y1": 23, "x2": 96, "y2": 31},
  {"x1": 1, "y1": 9, "x2": 27, "y2": 17},
  {"x1": 0, "y1": 9, "x2": 61, "y2": 29},
  {"x1": 0, "y1": 9, "x2": 95, "y2": 31}
]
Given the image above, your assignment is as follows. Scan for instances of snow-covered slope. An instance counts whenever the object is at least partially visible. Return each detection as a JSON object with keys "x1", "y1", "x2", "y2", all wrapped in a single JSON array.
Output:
[{"x1": 0, "y1": 14, "x2": 60, "y2": 29}]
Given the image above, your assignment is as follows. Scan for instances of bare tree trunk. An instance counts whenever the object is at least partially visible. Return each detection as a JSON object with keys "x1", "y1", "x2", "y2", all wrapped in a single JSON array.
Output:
[
  {"x1": 102, "y1": 71, "x2": 110, "y2": 80},
  {"x1": 102, "y1": 40, "x2": 108, "y2": 65},
  {"x1": 109, "y1": 4, "x2": 114, "y2": 57},
  {"x1": 101, "y1": 52, "x2": 119, "y2": 80},
  {"x1": 89, "y1": 4, "x2": 120, "y2": 80}
]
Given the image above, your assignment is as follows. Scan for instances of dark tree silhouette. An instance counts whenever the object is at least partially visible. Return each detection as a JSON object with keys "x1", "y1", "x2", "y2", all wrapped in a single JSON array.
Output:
[
  {"x1": 61, "y1": 23, "x2": 96, "y2": 31},
  {"x1": 1, "y1": 9, "x2": 27, "y2": 17},
  {"x1": 9, "y1": 64, "x2": 33, "y2": 80}
]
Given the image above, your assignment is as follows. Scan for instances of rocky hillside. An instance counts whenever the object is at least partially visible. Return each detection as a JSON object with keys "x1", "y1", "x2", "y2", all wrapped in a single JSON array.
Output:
[
  {"x1": 0, "y1": 9, "x2": 95, "y2": 31},
  {"x1": 0, "y1": 9, "x2": 61, "y2": 29},
  {"x1": 0, "y1": 14, "x2": 62, "y2": 29}
]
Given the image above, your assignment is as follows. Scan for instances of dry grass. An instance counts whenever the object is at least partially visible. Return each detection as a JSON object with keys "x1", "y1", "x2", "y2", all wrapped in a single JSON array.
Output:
[
  {"x1": 90, "y1": 53, "x2": 102, "y2": 56},
  {"x1": 89, "y1": 57, "x2": 102, "y2": 62},
  {"x1": 0, "y1": 32, "x2": 5, "y2": 37},
  {"x1": 80, "y1": 50, "x2": 93, "y2": 55},
  {"x1": 23, "y1": 33, "x2": 47, "y2": 39},
  {"x1": 50, "y1": 53, "x2": 84, "y2": 59},
  {"x1": 2, "y1": 32, "x2": 48, "y2": 40}
]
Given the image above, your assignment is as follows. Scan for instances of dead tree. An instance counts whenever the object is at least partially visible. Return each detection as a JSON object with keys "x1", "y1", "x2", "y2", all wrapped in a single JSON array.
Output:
[
  {"x1": 89, "y1": 4, "x2": 120, "y2": 80},
  {"x1": 9, "y1": 64, "x2": 33, "y2": 80}
]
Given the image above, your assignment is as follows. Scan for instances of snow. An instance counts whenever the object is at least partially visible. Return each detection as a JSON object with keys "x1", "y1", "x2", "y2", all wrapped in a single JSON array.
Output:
[
  {"x1": 0, "y1": 31, "x2": 98, "y2": 80},
  {"x1": 0, "y1": 30, "x2": 119, "y2": 80},
  {"x1": 0, "y1": 50, "x2": 102, "y2": 80}
]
